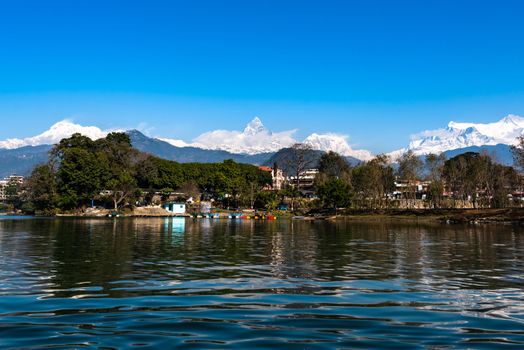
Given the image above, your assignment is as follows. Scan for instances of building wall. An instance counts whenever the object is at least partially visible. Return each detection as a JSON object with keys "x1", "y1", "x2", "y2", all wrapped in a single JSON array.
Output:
[
  {"x1": 164, "y1": 203, "x2": 186, "y2": 214},
  {"x1": 273, "y1": 169, "x2": 285, "y2": 190}
]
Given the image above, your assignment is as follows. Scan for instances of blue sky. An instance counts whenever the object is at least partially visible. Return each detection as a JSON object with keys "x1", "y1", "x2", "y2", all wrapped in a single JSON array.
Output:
[{"x1": 1, "y1": 0, "x2": 524, "y2": 152}]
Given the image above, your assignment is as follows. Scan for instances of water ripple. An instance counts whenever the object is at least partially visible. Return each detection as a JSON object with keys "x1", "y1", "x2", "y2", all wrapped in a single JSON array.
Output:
[{"x1": 1, "y1": 218, "x2": 524, "y2": 348}]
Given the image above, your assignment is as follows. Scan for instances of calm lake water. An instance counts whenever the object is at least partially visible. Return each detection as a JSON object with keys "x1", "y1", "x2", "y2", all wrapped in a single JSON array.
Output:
[{"x1": 1, "y1": 217, "x2": 524, "y2": 349}]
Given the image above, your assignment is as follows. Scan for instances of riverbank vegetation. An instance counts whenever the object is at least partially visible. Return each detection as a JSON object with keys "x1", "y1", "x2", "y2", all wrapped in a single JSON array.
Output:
[
  {"x1": 7, "y1": 133, "x2": 524, "y2": 217},
  {"x1": 24, "y1": 133, "x2": 271, "y2": 214}
]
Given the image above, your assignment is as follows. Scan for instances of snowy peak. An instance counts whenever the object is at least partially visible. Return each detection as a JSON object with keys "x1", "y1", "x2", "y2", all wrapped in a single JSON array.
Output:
[
  {"x1": 0, "y1": 120, "x2": 111, "y2": 149},
  {"x1": 304, "y1": 133, "x2": 374, "y2": 161},
  {"x1": 0, "y1": 116, "x2": 375, "y2": 161},
  {"x1": 394, "y1": 114, "x2": 524, "y2": 158},
  {"x1": 500, "y1": 114, "x2": 524, "y2": 126},
  {"x1": 243, "y1": 117, "x2": 267, "y2": 135},
  {"x1": 192, "y1": 117, "x2": 374, "y2": 159},
  {"x1": 192, "y1": 117, "x2": 297, "y2": 155}
]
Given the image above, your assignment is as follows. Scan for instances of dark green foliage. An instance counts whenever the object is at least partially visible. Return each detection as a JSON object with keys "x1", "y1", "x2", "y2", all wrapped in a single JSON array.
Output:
[
  {"x1": 137, "y1": 157, "x2": 271, "y2": 200},
  {"x1": 57, "y1": 146, "x2": 109, "y2": 208},
  {"x1": 26, "y1": 133, "x2": 272, "y2": 212},
  {"x1": 317, "y1": 178, "x2": 353, "y2": 210},
  {"x1": 316, "y1": 151, "x2": 354, "y2": 210},
  {"x1": 319, "y1": 151, "x2": 351, "y2": 179},
  {"x1": 26, "y1": 164, "x2": 58, "y2": 212},
  {"x1": 254, "y1": 191, "x2": 279, "y2": 210}
]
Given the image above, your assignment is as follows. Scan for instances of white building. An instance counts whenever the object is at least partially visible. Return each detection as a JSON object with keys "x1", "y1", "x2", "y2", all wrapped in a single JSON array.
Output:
[
  {"x1": 258, "y1": 165, "x2": 286, "y2": 190},
  {"x1": 272, "y1": 168, "x2": 286, "y2": 190},
  {"x1": 5, "y1": 175, "x2": 24, "y2": 185},
  {"x1": 0, "y1": 175, "x2": 24, "y2": 201},
  {"x1": 288, "y1": 169, "x2": 319, "y2": 186},
  {"x1": 163, "y1": 202, "x2": 186, "y2": 215}
]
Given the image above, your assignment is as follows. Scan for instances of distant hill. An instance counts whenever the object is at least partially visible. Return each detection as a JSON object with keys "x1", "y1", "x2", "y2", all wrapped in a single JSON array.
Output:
[
  {"x1": 442, "y1": 144, "x2": 513, "y2": 165},
  {"x1": 127, "y1": 130, "x2": 273, "y2": 164},
  {"x1": 0, "y1": 145, "x2": 52, "y2": 178},
  {"x1": 0, "y1": 132, "x2": 516, "y2": 179},
  {"x1": 263, "y1": 147, "x2": 361, "y2": 174},
  {"x1": 0, "y1": 131, "x2": 275, "y2": 178}
]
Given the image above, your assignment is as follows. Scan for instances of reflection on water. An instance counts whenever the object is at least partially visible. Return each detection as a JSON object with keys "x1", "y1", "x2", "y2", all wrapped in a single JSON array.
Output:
[{"x1": 1, "y1": 218, "x2": 524, "y2": 349}]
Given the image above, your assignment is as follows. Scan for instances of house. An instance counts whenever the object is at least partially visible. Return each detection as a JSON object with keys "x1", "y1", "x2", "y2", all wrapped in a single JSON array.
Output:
[
  {"x1": 0, "y1": 175, "x2": 24, "y2": 201},
  {"x1": 393, "y1": 179, "x2": 431, "y2": 200},
  {"x1": 258, "y1": 165, "x2": 286, "y2": 190},
  {"x1": 5, "y1": 175, "x2": 24, "y2": 185},
  {"x1": 272, "y1": 167, "x2": 285, "y2": 190},
  {"x1": 163, "y1": 202, "x2": 186, "y2": 215},
  {"x1": 288, "y1": 169, "x2": 319, "y2": 194},
  {"x1": 258, "y1": 166, "x2": 274, "y2": 190}
]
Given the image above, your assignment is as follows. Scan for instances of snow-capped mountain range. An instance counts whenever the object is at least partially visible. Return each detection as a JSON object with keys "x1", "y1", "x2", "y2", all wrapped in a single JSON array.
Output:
[
  {"x1": 0, "y1": 120, "x2": 115, "y2": 149},
  {"x1": 0, "y1": 117, "x2": 372, "y2": 160},
  {"x1": 164, "y1": 117, "x2": 373, "y2": 159},
  {"x1": 1, "y1": 115, "x2": 524, "y2": 162},
  {"x1": 389, "y1": 114, "x2": 524, "y2": 159}
]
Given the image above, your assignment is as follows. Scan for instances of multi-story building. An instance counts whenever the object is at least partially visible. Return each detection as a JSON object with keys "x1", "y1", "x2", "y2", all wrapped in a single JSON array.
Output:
[
  {"x1": 288, "y1": 169, "x2": 319, "y2": 195},
  {"x1": 5, "y1": 175, "x2": 24, "y2": 186},
  {"x1": 0, "y1": 175, "x2": 24, "y2": 201},
  {"x1": 392, "y1": 179, "x2": 431, "y2": 200},
  {"x1": 258, "y1": 165, "x2": 286, "y2": 191}
]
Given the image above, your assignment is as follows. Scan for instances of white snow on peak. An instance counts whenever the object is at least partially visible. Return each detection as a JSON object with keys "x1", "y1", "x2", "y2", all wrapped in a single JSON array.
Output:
[
  {"x1": 389, "y1": 114, "x2": 524, "y2": 160},
  {"x1": 0, "y1": 116, "x2": 375, "y2": 161},
  {"x1": 0, "y1": 120, "x2": 111, "y2": 149},
  {"x1": 243, "y1": 116, "x2": 267, "y2": 135},
  {"x1": 190, "y1": 117, "x2": 374, "y2": 159},
  {"x1": 192, "y1": 117, "x2": 297, "y2": 154},
  {"x1": 303, "y1": 133, "x2": 374, "y2": 161},
  {"x1": 158, "y1": 138, "x2": 192, "y2": 148}
]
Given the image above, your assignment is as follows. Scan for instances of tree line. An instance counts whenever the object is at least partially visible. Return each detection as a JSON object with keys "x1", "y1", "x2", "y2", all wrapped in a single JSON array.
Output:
[
  {"x1": 15, "y1": 133, "x2": 524, "y2": 214},
  {"x1": 25, "y1": 133, "x2": 272, "y2": 214},
  {"x1": 312, "y1": 140, "x2": 524, "y2": 210}
]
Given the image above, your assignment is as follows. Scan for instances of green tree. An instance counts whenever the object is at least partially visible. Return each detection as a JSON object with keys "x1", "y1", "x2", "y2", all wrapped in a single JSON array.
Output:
[
  {"x1": 27, "y1": 133, "x2": 274, "y2": 212},
  {"x1": 317, "y1": 178, "x2": 353, "y2": 211},
  {"x1": 511, "y1": 135, "x2": 524, "y2": 171},
  {"x1": 352, "y1": 154, "x2": 394, "y2": 209},
  {"x1": 397, "y1": 150, "x2": 423, "y2": 208},
  {"x1": 57, "y1": 147, "x2": 109, "y2": 208},
  {"x1": 26, "y1": 164, "x2": 58, "y2": 212},
  {"x1": 98, "y1": 133, "x2": 138, "y2": 210},
  {"x1": 255, "y1": 191, "x2": 279, "y2": 211},
  {"x1": 285, "y1": 143, "x2": 315, "y2": 190},
  {"x1": 442, "y1": 152, "x2": 517, "y2": 209},
  {"x1": 425, "y1": 153, "x2": 446, "y2": 208},
  {"x1": 107, "y1": 172, "x2": 137, "y2": 210},
  {"x1": 318, "y1": 151, "x2": 351, "y2": 179}
]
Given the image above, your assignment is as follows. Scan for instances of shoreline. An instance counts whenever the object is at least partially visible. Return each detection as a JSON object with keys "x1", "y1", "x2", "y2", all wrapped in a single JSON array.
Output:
[
  {"x1": 6, "y1": 208, "x2": 524, "y2": 224},
  {"x1": 339, "y1": 208, "x2": 524, "y2": 224}
]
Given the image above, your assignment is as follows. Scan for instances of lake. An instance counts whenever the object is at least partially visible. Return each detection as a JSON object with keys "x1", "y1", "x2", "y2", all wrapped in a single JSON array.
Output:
[{"x1": 1, "y1": 217, "x2": 524, "y2": 349}]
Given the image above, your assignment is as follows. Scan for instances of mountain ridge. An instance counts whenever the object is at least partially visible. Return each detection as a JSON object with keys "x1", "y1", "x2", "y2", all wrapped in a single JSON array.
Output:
[
  {"x1": 391, "y1": 114, "x2": 524, "y2": 158},
  {"x1": 1, "y1": 115, "x2": 524, "y2": 177},
  {"x1": 0, "y1": 118, "x2": 374, "y2": 160}
]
